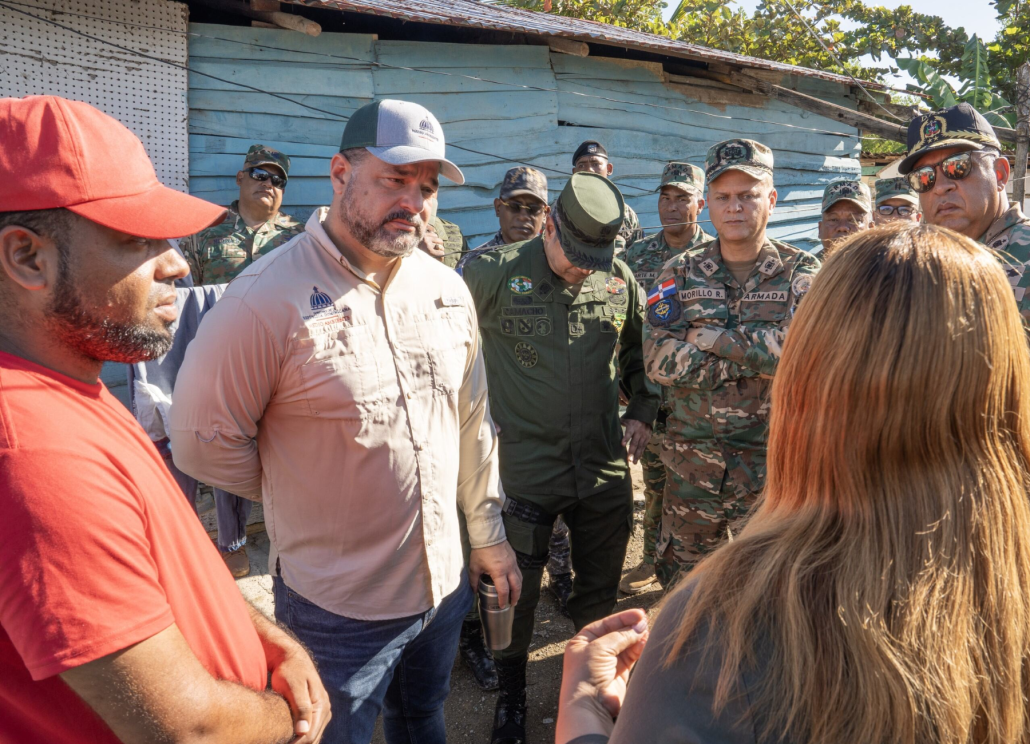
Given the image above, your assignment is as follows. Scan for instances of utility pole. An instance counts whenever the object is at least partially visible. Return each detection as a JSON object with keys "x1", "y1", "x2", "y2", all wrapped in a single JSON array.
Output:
[{"x1": 1014, "y1": 62, "x2": 1030, "y2": 207}]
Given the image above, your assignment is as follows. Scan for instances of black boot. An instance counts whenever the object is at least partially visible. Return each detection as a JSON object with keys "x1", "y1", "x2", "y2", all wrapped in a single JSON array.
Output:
[
  {"x1": 459, "y1": 617, "x2": 498, "y2": 691},
  {"x1": 548, "y1": 572, "x2": 573, "y2": 618},
  {"x1": 491, "y1": 655, "x2": 527, "y2": 744}
]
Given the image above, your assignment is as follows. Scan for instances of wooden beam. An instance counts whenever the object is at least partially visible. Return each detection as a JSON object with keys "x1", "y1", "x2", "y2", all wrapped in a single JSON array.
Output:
[
  {"x1": 194, "y1": 0, "x2": 321, "y2": 35},
  {"x1": 542, "y1": 35, "x2": 589, "y2": 57}
]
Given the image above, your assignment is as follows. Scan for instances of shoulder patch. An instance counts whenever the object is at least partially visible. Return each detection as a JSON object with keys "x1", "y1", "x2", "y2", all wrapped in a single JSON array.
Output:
[
  {"x1": 791, "y1": 274, "x2": 813, "y2": 297},
  {"x1": 647, "y1": 296, "x2": 681, "y2": 327}
]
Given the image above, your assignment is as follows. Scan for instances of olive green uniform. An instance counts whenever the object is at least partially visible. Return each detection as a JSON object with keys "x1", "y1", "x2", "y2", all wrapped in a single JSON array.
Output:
[
  {"x1": 463, "y1": 237, "x2": 659, "y2": 658},
  {"x1": 433, "y1": 216, "x2": 470, "y2": 269},
  {"x1": 624, "y1": 226, "x2": 712, "y2": 565}
]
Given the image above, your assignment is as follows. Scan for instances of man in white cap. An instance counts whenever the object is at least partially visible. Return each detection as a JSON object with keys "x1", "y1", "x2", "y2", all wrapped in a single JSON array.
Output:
[{"x1": 171, "y1": 99, "x2": 522, "y2": 744}]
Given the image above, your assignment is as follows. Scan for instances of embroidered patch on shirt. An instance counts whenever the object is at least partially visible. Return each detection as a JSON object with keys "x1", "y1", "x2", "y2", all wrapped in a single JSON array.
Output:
[
  {"x1": 647, "y1": 279, "x2": 676, "y2": 306},
  {"x1": 699, "y1": 258, "x2": 719, "y2": 276},
  {"x1": 439, "y1": 295, "x2": 463, "y2": 307},
  {"x1": 509, "y1": 276, "x2": 533, "y2": 294},
  {"x1": 758, "y1": 256, "x2": 780, "y2": 275},
  {"x1": 606, "y1": 276, "x2": 627, "y2": 294},
  {"x1": 514, "y1": 341, "x2": 538, "y2": 368},
  {"x1": 679, "y1": 287, "x2": 726, "y2": 302},
  {"x1": 741, "y1": 290, "x2": 788, "y2": 302},
  {"x1": 791, "y1": 274, "x2": 813, "y2": 297},
  {"x1": 647, "y1": 297, "x2": 681, "y2": 327}
]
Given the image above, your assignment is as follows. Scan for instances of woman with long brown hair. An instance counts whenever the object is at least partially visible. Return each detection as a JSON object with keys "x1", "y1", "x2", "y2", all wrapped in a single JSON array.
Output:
[{"x1": 556, "y1": 223, "x2": 1030, "y2": 744}]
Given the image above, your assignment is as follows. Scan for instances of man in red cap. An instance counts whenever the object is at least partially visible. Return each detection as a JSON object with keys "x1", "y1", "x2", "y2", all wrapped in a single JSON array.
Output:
[{"x1": 0, "y1": 96, "x2": 329, "y2": 743}]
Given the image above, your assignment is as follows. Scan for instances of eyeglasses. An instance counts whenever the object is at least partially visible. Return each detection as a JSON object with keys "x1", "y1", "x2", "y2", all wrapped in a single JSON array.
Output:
[
  {"x1": 876, "y1": 204, "x2": 917, "y2": 217},
  {"x1": 248, "y1": 167, "x2": 287, "y2": 189},
  {"x1": 907, "y1": 151, "x2": 991, "y2": 194},
  {"x1": 500, "y1": 198, "x2": 546, "y2": 217}
]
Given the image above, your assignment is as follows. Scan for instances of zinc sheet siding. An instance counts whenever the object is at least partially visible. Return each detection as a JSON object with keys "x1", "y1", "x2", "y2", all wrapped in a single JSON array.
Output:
[{"x1": 187, "y1": 24, "x2": 861, "y2": 250}]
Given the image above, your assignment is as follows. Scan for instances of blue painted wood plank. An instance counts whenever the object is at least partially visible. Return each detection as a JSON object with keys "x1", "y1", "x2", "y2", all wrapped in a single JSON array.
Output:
[
  {"x1": 188, "y1": 89, "x2": 368, "y2": 120},
  {"x1": 190, "y1": 134, "x2": 338, "y2": 159},
  {"x1": 189, "y1": 60, "x2": 375, "y2": 98},
  {"x1": 375, "y1": 41, "x2": 552, "y2": 69},
  {"x1": 191, "y1": 152, "x2": 330, "y2": 178},
  {"x1": 189, "y1": 23, "x2": 375, "y2": 63},
  {"x1": 189, "y1": 110, "x2": 347, "y2": 147},
  {"x1": 189, "y1": 177, "x2": 334, "y2": 207},
  {"x1": 372, "y1": 66, "x2": 558, "y2": 96}
]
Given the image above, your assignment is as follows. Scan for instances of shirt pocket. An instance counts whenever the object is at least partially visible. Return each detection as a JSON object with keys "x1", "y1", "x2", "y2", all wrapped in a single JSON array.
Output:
[
  {"x1": 289, "y1": 323, "x2": 382, "y2": 420},
  {"x1": 739, "y1": 294, "x2": 790, "y2": 323},
  {"x1": 416, "y1": 309, "x2": 471, "y2": 397},
  {"x1": 209, "y1": 237, "x2": 248, "y2": 261}
]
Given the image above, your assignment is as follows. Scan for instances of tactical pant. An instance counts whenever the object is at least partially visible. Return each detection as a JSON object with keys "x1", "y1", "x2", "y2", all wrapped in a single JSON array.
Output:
[
  {"x1": 493, "y1": 477, "x2": 634, "y2": 662},
  {"x1": 655, "y1": 453, "x2": 761, "y2": 589},
  {"x1": 546, "y1": 517, "x2": 572, "y2": 576},
  {"x1": 640, "y1": 418, "x2": 667, "y2": 565}
]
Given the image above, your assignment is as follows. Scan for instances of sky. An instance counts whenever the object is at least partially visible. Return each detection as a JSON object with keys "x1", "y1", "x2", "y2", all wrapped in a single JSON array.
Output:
[{"x1": 660, "y1": 0, "x2": 1003, "y2": 88}]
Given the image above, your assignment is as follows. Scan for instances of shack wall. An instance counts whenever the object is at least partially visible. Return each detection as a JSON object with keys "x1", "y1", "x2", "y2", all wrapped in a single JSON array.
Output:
[{"x1": 187, "y1": 24, "x2": 862, "y2": 250}]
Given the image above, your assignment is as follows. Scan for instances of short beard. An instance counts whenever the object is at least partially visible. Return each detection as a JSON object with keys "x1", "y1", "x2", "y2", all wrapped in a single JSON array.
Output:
[
  {"x1": 342, "y1": 178, "x2": 425, "y2": 258},
  {"x1": 45, "y1": 245, "x2": 174, "y2": 364}
]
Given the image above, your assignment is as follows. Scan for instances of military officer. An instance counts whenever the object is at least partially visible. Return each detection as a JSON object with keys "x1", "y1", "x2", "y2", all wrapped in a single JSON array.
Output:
[
  {"x1": 897, "y1": 103, "x2": 1030, "y2": 325},
  {"x1": 817, "y1": 179, "x2": 873, "y2": 255},
  {"x1": 619, "y1": 161, "x2": 713, "y2": 596},
  {"x1": 463, "y1": 173, "x2": 660, "y2": 744},
  {"x1": 572, "y1": 140, "x2": 644, "y2": 258},
  {"x1": 180, "y1": 144, "x2": 303, "y2": 284},
  {"x1": 643, "y1": 139, "x2": 820, "y2": 588},
  {"x1": 873, "y1": 175, "x2": 922, "y2": 225},
  {"x1": 455, "y1": 167, "x2": 550, "y2": 274}
]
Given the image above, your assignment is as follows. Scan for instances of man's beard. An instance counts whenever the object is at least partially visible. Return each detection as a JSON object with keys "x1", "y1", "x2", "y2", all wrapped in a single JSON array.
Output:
[
  {"x1": 44, "y1": 246, "x2": 174, "y2": 364},
  {"x1": 342, "y1": 179, "x2": 425, "y2": 258}
]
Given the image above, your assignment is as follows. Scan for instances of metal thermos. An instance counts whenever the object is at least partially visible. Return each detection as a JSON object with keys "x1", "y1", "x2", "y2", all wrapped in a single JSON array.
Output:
[{"x1": 478, "y1": 574, "x2": 514, "y2": 651}]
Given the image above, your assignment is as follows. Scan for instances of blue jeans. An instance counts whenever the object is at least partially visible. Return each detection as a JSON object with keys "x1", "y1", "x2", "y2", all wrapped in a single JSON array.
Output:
[
  {"x1": 273, "y1": 573, "x2": 474, "y2": 744},
  {"x1": 215, "y1": 488, "x2": 251, "y2": 552}
]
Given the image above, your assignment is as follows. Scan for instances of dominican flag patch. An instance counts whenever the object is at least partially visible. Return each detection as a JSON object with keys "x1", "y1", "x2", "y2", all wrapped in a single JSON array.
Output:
[{"x1": 647, "y1": 279, "x2": 676, "y2": 306}]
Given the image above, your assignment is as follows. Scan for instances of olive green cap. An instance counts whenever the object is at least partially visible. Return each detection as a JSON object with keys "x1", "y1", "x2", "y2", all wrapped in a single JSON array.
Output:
[
  {"x1": 553, "y1": 172, "x2": 625, "y2": 272},
  {"x1": 704, "y1": 139, "x2": 774, "y2": 184},
  {"x1": 244, "y1": 144, "x2": 290, "y2": 176},
  {"x1": 874, "y1": 176, "x2": 919, "y2": 207},
  {"x1": 821, "y1": 179, "x2": 872, "y2": 214},
  {"x1": 658, "y1": 162, "x2": 705, "y2": 195}
]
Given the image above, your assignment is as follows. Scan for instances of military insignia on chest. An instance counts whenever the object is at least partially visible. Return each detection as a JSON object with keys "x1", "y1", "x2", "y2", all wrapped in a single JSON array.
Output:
[
  {"x1": 606, "y1": 276, "x2": 627, "y2": 295},
  {"x1": 758, "y1": 256, "x2": 780, "y2": 275},
  {"x1": 990, "y1": 235, "x2": 1011, "y2": 252},
  {"x1": 612, "y1": 312, "x2": 626, "y2": 332},
  {"x1": 699, "y1": 258, "x2": 719, "y2": 276},
  {"x1": 647, "y1": 297, "x2": 681, "y2": 327},
  {"x1": 509, "y1": 276, "x2": 533, "y2": 295},
  {"x1": 514, "y1": 341, "x2": 538, "y2": 368}
]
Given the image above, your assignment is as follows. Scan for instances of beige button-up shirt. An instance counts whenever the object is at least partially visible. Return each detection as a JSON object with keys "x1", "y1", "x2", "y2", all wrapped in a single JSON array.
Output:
[{"x1": 170, "y1": 210, "x2": 506, "y2": 620}]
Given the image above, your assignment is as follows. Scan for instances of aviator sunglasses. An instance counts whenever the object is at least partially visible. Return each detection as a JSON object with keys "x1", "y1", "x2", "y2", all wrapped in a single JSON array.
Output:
[
  {"x1": 499, "y1": 198, "x2": 546, "y2": 217},
  {"x1": 907, "y1": 150, "x2": 993, "y2": 194},
  {"x1": 248, "y1": 167, "x2": 288, "y2": 189}
]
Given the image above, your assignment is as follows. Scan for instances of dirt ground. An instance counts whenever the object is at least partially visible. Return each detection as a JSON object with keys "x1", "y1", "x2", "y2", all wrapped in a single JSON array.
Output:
[{"x1": 235, "y1": 462, "x2": 664, "y2": 744}]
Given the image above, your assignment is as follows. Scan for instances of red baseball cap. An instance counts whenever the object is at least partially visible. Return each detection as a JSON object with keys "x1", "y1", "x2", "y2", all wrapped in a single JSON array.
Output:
[{"x1": 0, "y1": 96, "x2": 225, "y2": 239}]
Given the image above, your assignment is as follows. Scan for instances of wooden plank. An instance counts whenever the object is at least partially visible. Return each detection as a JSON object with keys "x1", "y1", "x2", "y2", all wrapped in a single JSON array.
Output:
[
  {"x1": 551, "y1": 54, "x2": 665, "y2": 82},
  {"x1": 189, "y1": 59, "x2": 375, "y2": 97},
  {"x1": 190, "y1": 176, "x2": 333, "y2": 206},
  {"x1": 366, "y1": 91, "x2": 557, "y2": 126},
  {"x1": 372, "y1": 66, "x2": 557, "y2": 96},
  {"x1": 375, "y1": 40, "x2": 552, "y2": 69},
  {"x1": 190, "y1": 23, "x2": 375, "y2": 62},
  {"x1": 189, "y1": 109, "x2": 347, "y2": 147},
  {"x1": 191, "y1": 151, "x2": 330, "y2": 177},
  {"x1": 190, "y1": 134, "x2": 338, "y2": 158},
  {"x1": 189, "y1": 89, "x2": 368, "y2": 120}
]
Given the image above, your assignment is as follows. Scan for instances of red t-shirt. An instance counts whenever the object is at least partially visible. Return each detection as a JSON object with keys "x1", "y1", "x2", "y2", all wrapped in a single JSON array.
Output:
[{"x1": 0, "y1": 352, "x2": 268, "y2": 743}]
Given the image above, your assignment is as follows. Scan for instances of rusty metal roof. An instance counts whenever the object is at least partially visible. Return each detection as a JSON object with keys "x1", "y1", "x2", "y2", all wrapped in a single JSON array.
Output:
[{"x1": 290, "y1": 0, "x2": 879, "y2": 89}]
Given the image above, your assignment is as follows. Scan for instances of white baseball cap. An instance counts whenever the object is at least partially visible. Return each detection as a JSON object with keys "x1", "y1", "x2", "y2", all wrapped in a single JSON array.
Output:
[{"x1": 339, "y1": 99, "x2": 465, "y2": 185}]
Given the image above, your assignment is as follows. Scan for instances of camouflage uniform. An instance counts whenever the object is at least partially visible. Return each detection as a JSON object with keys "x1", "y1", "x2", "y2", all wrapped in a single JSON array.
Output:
[
  {"x1": 180, "y1": 145, "x2": 303, "y2": 284},
  {"x1": 980, "y1": 204, "x2": 1030, "y2": 326},
  {"x1": 643, "y1": 140, "x2": 821, "y2": 587},
  {"x1": 623, "y1": 161, "x2": 712, "y2": 566},
  {"x1": 432, "y1": 216, "x2": 470, "y2": 269},
  {"x1": 614, "y1": 203, "x2": 644, "y2": 261}
]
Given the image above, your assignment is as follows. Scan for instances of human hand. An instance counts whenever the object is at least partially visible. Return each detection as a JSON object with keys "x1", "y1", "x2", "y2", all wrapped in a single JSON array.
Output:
[
  {"x1": 556, "y1": 609, "x2": 649, "y2": 741},
  {"x1": 621, "y1": 419, "x2": 652, "y2": 464},
  {"x1": 270, "y1": 647, "x2": 331, "y2": 743},
  {"x1": 420, "y1": 226, "x2": 446, "y2": 260},
  {"x1": 469, "y1": 541, "x2": 522, "y2": 609}
]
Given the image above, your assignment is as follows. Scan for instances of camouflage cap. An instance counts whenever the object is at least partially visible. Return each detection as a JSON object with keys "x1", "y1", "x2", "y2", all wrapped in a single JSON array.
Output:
[
  {"x1": 898, "y1": 103, "x2": 1002, "y2": 175},
  {"x1": 243, "y1": 144, "x2": 290, "y2": 176},
  {"x1": 657, "y1": 162, "x2": 704, "y2": 195},
  {"x1": 704, "y1": 139, "x2": 774, "y2": 184},
  {"x1": 553, "y1": 172, "x2": 625, "y2": 272},
  {"x1": 822, "y1": 179, "x2": 872, "y2": 214},
  {"x1": 499, "y1": 166, "x2": 548, "y2": 203},
  {"x1": 874, "y1": 176, "x2": 919, "y2": 207}
]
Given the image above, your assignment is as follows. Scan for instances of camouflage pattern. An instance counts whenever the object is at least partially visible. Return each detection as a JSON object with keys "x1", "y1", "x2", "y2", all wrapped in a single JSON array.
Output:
[
  {"x1": 658, "y1": 162, "x2": 705, "y2": 195},
  {"x1": 179, "y1": 200, "x2": 304, "y2": 284},
  {"x1": 614, "y1": 203, "x2": 644, "y2": 261},
  {"x1": 979, "y1": 203, "x2": 1030, "y2": 328},
  {"x1": 433, "y1": 216, "x2": 470, "y2": 269},
  {"x1": 704, "y1": 138, "x2": 774, "y2": 183},
  {"x1": 455, "y1": 232, "x2": 507, "y2": 276},
  {"x1": 500, "y1": 166, "x2": 548, "y2": 203},
  {"x1": 654, "y1": 462, "x2": 754, "y2": 587},
  {"x1": 874, "y1": 176, "x2": 919, "y2": 207},
  {"x1": 243, "y1": 144, "x2": 291, "y2": 175},
  {"x1": 624, "y1": 227, "x2": 712, "y2": 563},
  {"x1": 643, "y1": 237, "x2": 820, "y2": 584},
  {"x1": 546, "y1": 515, "x2": 571, "y2": 576},
  {"x1": 821, "y1": 179, "x2": 872, "y2": 214}
]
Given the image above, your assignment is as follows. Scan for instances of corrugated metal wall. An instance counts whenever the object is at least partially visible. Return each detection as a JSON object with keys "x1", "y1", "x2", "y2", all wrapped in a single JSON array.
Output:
[{"x1": 187, "y1": 24, "x2": 862, "y2": 250}]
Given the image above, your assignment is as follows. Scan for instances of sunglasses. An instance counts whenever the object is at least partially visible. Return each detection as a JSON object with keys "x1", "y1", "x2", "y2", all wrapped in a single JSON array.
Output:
[
  {"x1": 876, "y1": 204, "x2": 916, "y2": 217},
  {"x1": 248, "y1": 167, "x2": 287, "y2": 189},
  {"x1": 907, "y1": 151, "x2": 991, "y2": 194},
  {"x1": 500, "y1": 198, "x2": 546, "y2": 217}
]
